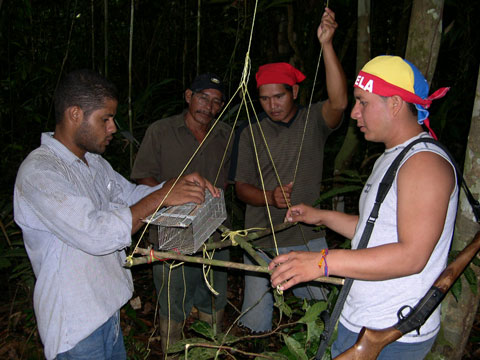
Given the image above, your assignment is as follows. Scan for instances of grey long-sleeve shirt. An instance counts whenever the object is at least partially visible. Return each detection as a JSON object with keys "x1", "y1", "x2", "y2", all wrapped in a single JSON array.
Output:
[{"x1": 14, "y1": 133, "x2": 160, "y2": 359}]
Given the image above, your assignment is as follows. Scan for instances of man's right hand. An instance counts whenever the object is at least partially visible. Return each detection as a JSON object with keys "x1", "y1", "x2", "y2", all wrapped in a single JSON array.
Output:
[
  {"x1": 285, "y1": 203, "x2": 321, "y2": 225},
  {"x1": 130, "y1": 172, "x2": 219, "y2": 234},
  {"x1": 271, "y1": 182, "x2": 293, "y2": 208},
  {"x1": 162, "y1": 172, "x2": 219, "y2": 207}
]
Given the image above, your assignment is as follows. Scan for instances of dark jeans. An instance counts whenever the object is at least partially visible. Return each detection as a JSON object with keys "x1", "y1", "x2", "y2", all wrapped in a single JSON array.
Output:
[{"x1": 56, "y1": 311, "x2": 126, "y2": 360}]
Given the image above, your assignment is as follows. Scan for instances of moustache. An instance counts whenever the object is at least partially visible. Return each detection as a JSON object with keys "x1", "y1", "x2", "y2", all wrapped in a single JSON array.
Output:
[{"x1": 196, "y1": 110, "x2": 214, "y2": 118}]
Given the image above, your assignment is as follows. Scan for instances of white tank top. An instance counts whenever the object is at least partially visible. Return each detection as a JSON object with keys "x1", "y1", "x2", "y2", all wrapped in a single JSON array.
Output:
[{"x1": 340, "y1": 133, "x2": 458, "y2": 343}]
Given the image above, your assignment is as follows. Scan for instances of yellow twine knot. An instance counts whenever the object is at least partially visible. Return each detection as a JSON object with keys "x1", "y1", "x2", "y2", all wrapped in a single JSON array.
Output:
[
  {"x1": 221, "y1": 227, "x2": 266, "y2": 246},
  {"x1": 276, "y1": 285, "x2": 283, "y2": 295},
  {"x1": 125, "y1": 255, "x2": 134, "y2": 268},
  {"x1": 202, "y1": 245, "x2": 219, "y2": 296}
]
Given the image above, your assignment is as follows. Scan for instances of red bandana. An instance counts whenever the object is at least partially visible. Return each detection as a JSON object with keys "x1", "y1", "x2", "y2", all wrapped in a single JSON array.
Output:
[{"x1": 256, "y1": 62, "x2": 306, "y2": 88}]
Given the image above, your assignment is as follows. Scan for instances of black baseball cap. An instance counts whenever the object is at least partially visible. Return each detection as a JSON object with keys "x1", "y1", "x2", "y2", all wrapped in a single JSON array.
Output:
[{"x1": 190, "y1": 73, "x2": 225, "y2": 101}]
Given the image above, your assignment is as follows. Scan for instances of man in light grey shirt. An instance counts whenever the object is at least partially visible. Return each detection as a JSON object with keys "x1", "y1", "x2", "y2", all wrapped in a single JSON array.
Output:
[{"x1": 13, "y1": 69, "x2": 217, "y2": 360}]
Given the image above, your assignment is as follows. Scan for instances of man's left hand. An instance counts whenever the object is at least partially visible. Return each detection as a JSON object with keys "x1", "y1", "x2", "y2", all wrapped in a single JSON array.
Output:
[{"x1": 317, "y1": 7, "x2": 337, "y2": 46}]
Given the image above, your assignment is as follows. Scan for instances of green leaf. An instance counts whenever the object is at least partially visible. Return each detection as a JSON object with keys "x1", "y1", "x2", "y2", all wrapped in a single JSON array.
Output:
[
  {"x1": 471, "y1": 255, "x2": 480, "y2": 267},
  {"x1": 255, "y1": 352, "x2": 289, "y2": 360},
  {"x1": 184, "y1": 346, "x2": 219, "y2": 360},
  {"x1": 450, "y1": 277, "x2": 462, "y2": 302},
  {"x1": 191, "y1": 320, "x2": 215, "y2": 340},
  {"x1": 0, "y1": 257, "x2": 11, "y2": 269},
  {"x1": 4, "y1": 248, "x2": 28, "y2": 257},
  {"x1": 274, "y1": 291, "x2": 293, "y2": 318},
  {"x1": 463, "y1": 266, "x2": 478, "y2": 295},
  {"x1": 306, "y1": 320, "x2": 323, "y2": 346},
  {"x1": 282, "y1": 334, "x2": 308, "y2": 360},
  {"x1": 298, "y1": 300, "x2": 327, "y2": 324},
  {"x1": 217, "y1": 332, "x2": 240, "y2": 345},
  {"x1": 167, "y1": 337, "x2": 214, "y2": 353},
  {"x1": 314, "y1": 185, "x2": 363, "y2": 206}
]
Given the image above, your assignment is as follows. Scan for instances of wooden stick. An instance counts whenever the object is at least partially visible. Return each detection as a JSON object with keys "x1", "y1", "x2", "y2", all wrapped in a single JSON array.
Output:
[{"x1": 126, "y1": 247, "x2": 344, "y2": 286}]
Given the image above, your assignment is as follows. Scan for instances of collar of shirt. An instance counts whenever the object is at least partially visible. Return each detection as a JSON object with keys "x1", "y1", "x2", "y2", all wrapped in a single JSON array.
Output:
[
  {"x1": 265, "y1": 105, "x2": 302, "y2": 128},
  {"x1": 41, "y1": 132, "x2": 101, "y2": 167}
]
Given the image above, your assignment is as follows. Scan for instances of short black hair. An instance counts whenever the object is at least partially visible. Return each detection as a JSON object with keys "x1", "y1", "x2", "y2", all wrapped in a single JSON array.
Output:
[
  {"x1": 379, "y1": 95, "x2": 418, "y2": 118},
  {"x1": 54, "y1": 69, "x2": 118, "y2": 124},
  {"x1": 406, "y1": 102, "x2": 418, "y2": 117}
]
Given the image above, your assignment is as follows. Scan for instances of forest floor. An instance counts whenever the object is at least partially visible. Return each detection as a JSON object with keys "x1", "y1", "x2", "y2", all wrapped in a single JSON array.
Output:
[{"x1": 1, "y1": 244, "x2": 480, "y2": 359}]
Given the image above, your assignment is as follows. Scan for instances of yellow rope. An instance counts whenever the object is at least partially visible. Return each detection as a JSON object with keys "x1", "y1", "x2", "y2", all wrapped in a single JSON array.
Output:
[
  {"x1": 241, "y1": 91, "x2": 282, "y2": 256},
  {"x1": 129, "y1": 0, "x2": 333, "y2": 335},
  {"x1": 202, "y1": 245, "x2": 219, "y2": 296},
  {"x1": 126, "y1": 86, "x2": 242, "y2": 261},
  {"x1": 220, "y1": 227, "x2": 266, "y2": 246}
]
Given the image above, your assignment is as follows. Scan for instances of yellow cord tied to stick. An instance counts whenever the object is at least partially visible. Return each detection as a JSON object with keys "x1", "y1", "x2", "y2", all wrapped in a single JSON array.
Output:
[
  {"x1": 220, "y1": 227, "x2": 266, "y2": 246},
  {"x1": 125, "y1": 255, "x2": 134, "y2": 268},
  {"x1": 202, "y1": 245, "x2": 219, "y2": 296}
]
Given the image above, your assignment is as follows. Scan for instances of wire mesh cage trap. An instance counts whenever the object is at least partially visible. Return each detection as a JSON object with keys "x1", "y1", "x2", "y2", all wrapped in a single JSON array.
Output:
[{"x1": 145, "y1": 189, "x2": 227, "y2": 254}]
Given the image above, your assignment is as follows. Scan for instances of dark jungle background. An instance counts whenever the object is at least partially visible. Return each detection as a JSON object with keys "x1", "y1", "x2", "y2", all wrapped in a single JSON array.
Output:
[{"x1": 1, "y1": 0, "x2": 479, "y2": 358}]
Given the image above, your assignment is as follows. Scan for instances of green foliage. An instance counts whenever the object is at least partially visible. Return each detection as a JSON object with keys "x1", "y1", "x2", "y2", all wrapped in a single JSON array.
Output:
[
  {"x1": 123, "y1": 335, "x2": 151, "y2": 360},
  {"x1": 0, "y1": 198, "x2": 35, "y2": 290},
  {"x1": 191, "y1": 320, "x2": 217, "y2": 340},
  {"x1": 161, "y1": 295, "x2": 330, "y2": 359},
  {"x1": 281, "y1": 334, "x2": 308, "y2": 360},
  {"x1": 273, "y1": 298, "x2": 328, "y2": 360},
  {"x1": 314, "y1": 170, "x2": 369, "y2": 208},
  {"x1": 181, "y1": 346, "x2": 219, "y2": 360},
  {"x1": 254, "y1": 352, "x2": 289, "y2": 360},
  {"x1": 274, "y1": 289, "x2": 293, "y2": 318},
  {"x1": 167, "y1": 337, "x2": 210, "y2": 353},
  {"x1": 123, "y1": 304, "x2": 149, "y2": 333}
]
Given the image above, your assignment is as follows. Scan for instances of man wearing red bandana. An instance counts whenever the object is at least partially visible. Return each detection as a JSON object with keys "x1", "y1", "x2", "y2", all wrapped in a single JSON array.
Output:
[
  {"x1": 231, "y1": 8, "x2": 347, "y2": 334},
  {"x1": 269, "y1": 56, "x2": 456, "y2": 359}
]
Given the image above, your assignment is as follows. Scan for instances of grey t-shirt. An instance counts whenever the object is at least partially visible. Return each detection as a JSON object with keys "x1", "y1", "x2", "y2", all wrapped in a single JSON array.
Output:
[{"x1": 233, "y1": 102, "x2": 335, "y2": 248}]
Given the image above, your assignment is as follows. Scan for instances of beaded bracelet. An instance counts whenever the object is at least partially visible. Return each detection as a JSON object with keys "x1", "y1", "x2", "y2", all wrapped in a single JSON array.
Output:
[{"x1": 317, "y1": 248, "x2": 329, "y2": 277}]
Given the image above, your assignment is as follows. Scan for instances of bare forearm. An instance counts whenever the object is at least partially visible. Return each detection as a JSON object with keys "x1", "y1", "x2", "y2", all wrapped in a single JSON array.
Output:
[
  {"x1": 286, "y1": 205, "x2": 358, "y2": 238},
  {"x1": 324, "y1": 43, "x2": 347, "y2": 102},
  {"x1": 130, "y1": 187, "x2": 169, "y2": 234},
  {"x1": 129, "y1": 173, "x2": 215, "y2": 234},
  {"x1": 322, "y1": 43, "x2": 348, "y2": 126},
  {"x1": 236, "y1": 182, "x2": 273, "y2": 207},
  {"x1": 328, "y1": 243, "x2": 429, "y2": 280},
  {"x1": 136, "y1": 176, "x2": 160, "y2": 187},
  {"x1": 321, "y1": 210, "x2": 358, "y2": 239},
  {"x1": 270, "y1": 241, "x2": 434, "y2": 291}
]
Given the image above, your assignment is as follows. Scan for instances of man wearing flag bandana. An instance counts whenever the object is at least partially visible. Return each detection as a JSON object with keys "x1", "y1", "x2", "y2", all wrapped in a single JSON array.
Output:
[
  {"x1": 231, "y1": 8, "x2": 348, "y2": 334},
  {"x1": 269, "y1": 55, "x2": 456, "y2": 359}
]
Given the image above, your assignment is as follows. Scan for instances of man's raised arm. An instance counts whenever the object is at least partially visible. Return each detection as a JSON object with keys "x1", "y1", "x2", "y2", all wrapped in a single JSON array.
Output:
[{"x1": 319, "y1": 8, "x2": 348, "y2": 128}]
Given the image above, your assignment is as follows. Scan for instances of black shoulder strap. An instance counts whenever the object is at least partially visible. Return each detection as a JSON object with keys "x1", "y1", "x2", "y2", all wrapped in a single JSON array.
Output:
[{"x1": 316, "y1": 137, "x2": 480, "y2": 359}]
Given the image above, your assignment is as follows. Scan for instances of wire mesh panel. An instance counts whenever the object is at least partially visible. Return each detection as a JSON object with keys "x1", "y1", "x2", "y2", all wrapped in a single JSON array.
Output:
[{"x1": 145, "y1": 189, "x2": 227, "y2": 254}]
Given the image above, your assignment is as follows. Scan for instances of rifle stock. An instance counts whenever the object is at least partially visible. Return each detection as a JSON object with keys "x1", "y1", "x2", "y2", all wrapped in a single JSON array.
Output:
[{"x1": 334, "y1": 230, "x2": 480, "y2": 360}]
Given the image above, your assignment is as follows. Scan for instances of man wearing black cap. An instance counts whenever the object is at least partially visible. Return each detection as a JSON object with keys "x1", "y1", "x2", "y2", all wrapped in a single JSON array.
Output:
[{"x1": 131, "y1": 73, "x2": 231, "y2": 355}]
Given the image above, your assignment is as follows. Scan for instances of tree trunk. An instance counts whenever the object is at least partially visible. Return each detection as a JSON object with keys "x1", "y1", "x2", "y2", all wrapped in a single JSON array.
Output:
[
  {"x1": 430, "y1": 65, "x2": 480, "y2": 359},
  {"x1": 405, "y1": 0, "x2": 444, "y2": 85}
]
